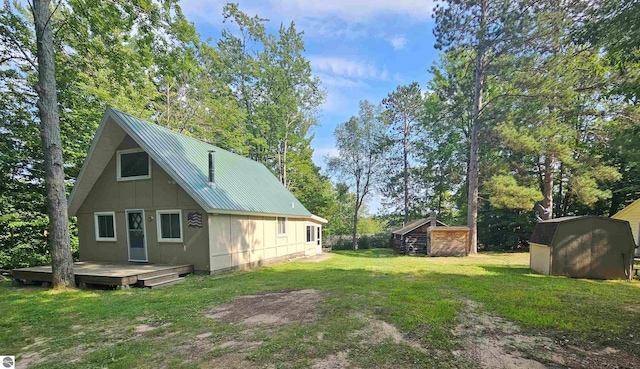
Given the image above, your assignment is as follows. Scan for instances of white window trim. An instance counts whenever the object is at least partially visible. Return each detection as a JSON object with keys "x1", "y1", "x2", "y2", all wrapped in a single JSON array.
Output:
[
  {"x1": 156, "y1": 210, "x2": 183, "y2": 243},
  {"x1": 276, "y1": 217, "x2": 288, "y2": 237},
  {"x1": 306, "y1": 224, "x2": 316, "y2": 244},
  {"x1": 94, "y1": 211, "x2": 117, "y2": 242},
  {"x1": 116, "y1": 148, "x2": 151, "y2": 181}
]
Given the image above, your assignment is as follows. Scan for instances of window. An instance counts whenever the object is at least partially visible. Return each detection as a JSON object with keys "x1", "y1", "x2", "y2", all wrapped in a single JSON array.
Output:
[
  {"x1": 306, "y1": 225, "x2": 316, "y2": 243},
  {"x1": 157, "y1": 210, "x2": 183, "y2": 242},
  {"x1": 117, "y1": 148, "x2": 150, "y2": 181},
  {"x1": 277, "y1": 217, "x2": 288, "y2": 237},
  {"x1": 94, "y1": 212, "x2": 116, "y2": 241}
]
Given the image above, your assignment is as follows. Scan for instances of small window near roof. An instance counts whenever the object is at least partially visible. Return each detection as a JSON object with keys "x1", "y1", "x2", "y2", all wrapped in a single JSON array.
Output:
[
  {"x1": 277, "y1": 217, "x2": 287, "y2": 236},
  {"x1": 306, "y1": 225, "x2": 316, "y2": 243},
  {"x1": 117, "y1": 149, "x2": 150, "y2": 181},
  {"x1": 94, "y1": 212, "x2": 116, "y2": 241},
  {"x1": 157, "y1": 210, "x2": 182, "y2": 242}
]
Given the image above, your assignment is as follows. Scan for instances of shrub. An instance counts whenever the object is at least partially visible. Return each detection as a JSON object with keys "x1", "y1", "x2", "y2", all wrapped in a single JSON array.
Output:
[{"x1": 327, "y1": 234, "x2": 391, "y2": 250}]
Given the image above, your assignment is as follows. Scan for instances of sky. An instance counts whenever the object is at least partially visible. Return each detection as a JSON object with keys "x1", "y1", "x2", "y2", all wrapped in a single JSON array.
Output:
[{"x1": 180, "y1": 0, "x2": 441, "y2": 213}]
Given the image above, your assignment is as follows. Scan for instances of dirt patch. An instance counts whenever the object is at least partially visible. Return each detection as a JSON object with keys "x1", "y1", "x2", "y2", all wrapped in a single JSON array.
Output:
[
  {"x1": 312, "y1": 351, "x2": 350, "y2": 369},
  {"x1": 205, "y1": 289, "x2": 325, "y2": 326},
  {"x1": 16, "y1": 352, "x2": 45, "y2": 369},
  {"x1": 350, "y1": 312, "x2": 426, "y2": 353},
  {"x1": 301, "y1": 253, "x2": 334, "y2": 263},
  {"x1": 453, "y1": 300, "x2": 640, "y2": 369}
]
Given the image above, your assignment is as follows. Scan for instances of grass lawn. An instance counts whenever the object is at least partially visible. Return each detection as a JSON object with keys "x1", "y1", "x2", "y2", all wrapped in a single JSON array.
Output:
[{"x1": 2, "y1": 249, "x2": 640, "y2": 368}]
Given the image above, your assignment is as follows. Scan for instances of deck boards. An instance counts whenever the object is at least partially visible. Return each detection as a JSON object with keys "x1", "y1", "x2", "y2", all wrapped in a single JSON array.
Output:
[{"x1": 12, "y1": 262, "x2": 193, "y2": 287}]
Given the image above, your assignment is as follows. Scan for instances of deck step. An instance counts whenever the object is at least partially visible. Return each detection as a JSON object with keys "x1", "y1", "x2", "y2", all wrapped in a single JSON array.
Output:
[
  {"x1": 138, "y1": 273, "x2": 179, "y2": 287},
  {"x1": 145, "y1": 277, "x2": 185, "y2": 289}
]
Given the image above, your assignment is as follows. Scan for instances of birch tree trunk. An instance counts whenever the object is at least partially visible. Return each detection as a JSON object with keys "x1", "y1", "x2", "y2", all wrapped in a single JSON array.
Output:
[{"x1": 33, "y1": 0, "x2": 75, "y2": 288}]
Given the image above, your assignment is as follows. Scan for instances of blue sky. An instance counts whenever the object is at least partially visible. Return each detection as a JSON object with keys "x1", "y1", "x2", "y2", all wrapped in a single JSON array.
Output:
[{"x1": 180, "y1": 1, "x2": 441, "y2": 213}]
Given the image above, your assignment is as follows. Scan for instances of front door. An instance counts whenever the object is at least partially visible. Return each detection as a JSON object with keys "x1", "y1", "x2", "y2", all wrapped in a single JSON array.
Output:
[
  {"x1": 126, "y1": 209, "x2": 147, "y2": 262},
  {"x1": 316, "y1": 226, "x2": 322, "y2": 254}
]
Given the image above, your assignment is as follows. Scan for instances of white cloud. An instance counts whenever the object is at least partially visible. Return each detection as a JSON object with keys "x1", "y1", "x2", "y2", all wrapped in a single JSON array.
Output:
[
  {"x1": 310, "y1": 56, "x2": 388, "y2": 80},
  {"x1": 269, "y1": 0, "x2": 435, "y2": 22},
  {"x1": 296, "y1": 17, "x2": 368, "y2": 39},
  {"x1": 389, "y1": 35, "x2": 408, "y2": 50},
  {"x1": 316, "y1": 73, "x2": 368, "y2": 89},
  {"x1": 180, "y1": 0, "x2": 436, "y2": 26}
]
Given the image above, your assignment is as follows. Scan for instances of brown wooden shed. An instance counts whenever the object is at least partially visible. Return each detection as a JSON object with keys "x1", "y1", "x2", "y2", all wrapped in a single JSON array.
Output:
[
  {"x1": 529, "y1": 216, "x2": 635, "y2": 279},
  {"x1": 391, "y1": 219, "x2": 469, "y2": 256}
]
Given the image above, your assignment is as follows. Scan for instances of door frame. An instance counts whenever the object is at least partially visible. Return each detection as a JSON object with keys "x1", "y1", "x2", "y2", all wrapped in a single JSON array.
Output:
[
  {"x1": 125, "y1": 209, "x2": 148, "y2": 262},
  {"x1": 316, "y1": 225, "x2": 322, "y2": 254}
]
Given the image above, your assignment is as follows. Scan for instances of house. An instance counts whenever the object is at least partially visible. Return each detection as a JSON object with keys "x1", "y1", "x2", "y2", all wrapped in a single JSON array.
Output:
[
  {"x1": 612, "y1": 199, "x2": 640, "y2": 249},
  {"x1": 67, "y1": 108, "x2": 327, "y2": 275},
  {"x1": 391, "y1": 218, "x2": 469, "y2": 256},
  {"x1": 529, "y1": 216, "x2": 634, "y2": 279}
]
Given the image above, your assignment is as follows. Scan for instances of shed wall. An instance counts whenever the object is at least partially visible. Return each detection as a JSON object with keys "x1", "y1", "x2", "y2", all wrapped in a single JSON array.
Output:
[
  {"x1": 428, "y1": 228, "x2": 468, "y2": 256},
  {"x1": 77, "y1": 138, "x2": 210, "y2": 272},
  {"x1": 529, "y1": 243, "x2": 550, "y2": 275},
  {"x1": 550, "y1": 218, "x2": 634, "y2": 279}
]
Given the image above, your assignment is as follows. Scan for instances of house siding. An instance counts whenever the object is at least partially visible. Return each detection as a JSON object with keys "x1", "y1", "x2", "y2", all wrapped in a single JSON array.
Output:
[
  {"x1": 76, "y1": 138, "x2": 210, "y2": 272},
  {"x1": 208, "y1": 214, "x2": 321, "y2": 273},
  {"x1": 612, "y1": 201, "x2": 640, "y2": 246}
]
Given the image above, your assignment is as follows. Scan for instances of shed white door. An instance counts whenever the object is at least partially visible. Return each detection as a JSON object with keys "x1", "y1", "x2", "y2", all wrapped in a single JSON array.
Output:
[{"x1": 126, "y1": 209, "x2": 148, "y2": 262}]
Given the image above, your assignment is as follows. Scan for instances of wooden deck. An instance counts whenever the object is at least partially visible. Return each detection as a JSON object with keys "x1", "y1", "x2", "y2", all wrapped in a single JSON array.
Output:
[{"x1": 12, "y1": 262, "x2": 194, "y2": 288}]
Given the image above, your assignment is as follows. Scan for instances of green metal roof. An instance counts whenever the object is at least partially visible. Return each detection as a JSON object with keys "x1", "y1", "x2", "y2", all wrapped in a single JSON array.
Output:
[{"x1": 109, "y1": 108, "x2": 312, "y2": 217}]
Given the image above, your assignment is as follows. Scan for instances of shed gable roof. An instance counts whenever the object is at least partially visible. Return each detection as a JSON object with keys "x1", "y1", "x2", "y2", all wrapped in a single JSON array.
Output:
[
  {"x1": 68, "y1": 108, "x2": 312, "y2": 218},
  {"x1": 391, "y1": 218, "x2": 448, "y2": 236}
]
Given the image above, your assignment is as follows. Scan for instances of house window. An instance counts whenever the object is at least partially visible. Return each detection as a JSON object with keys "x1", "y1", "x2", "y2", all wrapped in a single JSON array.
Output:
[
  {"x1": 117, "y1": 148, "x2": 150, "y2": 181},
  {"x1": 277, "y1": 217, "x2": 287, "y2": 237},
  {"x1": 94, "y1": 212, "x2": 116, "y2": 241},
  {"x1": 306, "y1": 225, "x2": 316, "y2": 243},
  {"x1": 157, "y1": 210, "x2": 183, "y2": 242}
]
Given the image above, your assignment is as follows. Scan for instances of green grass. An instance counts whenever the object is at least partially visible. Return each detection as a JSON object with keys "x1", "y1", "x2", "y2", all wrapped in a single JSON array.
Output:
[{"x1": 2, "y1": 249, "x2": 640, "y2": 368}]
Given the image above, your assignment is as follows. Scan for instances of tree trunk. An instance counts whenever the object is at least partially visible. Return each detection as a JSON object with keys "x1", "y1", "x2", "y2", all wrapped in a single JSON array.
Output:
[
  {"x1": 33, "y1": 0, "x2": 75, "y2": 288},
  {"x1": 352, "y1": 204, "x2": 359, "y2": 251},
  {"x1": 555, "y1": 162, "x2": 563, "y2": 218},
  {"x1": 403, "y1": 119, "x2": 409, "y2": 225},
  {"x1": 541, "y1": 156, "x2": 554, "y2": 220},
  {"x1": 467, "y1": 11, "x2": 486, "y2": 254}
]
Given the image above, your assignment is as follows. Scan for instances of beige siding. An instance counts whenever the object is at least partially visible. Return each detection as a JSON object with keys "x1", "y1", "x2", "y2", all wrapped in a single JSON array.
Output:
[
  {"x1": 208, "y1": 215, "x2": 321, "y2": 272},
  {"x1": 530, "y1": 243, "x2": 550, "y2": 275},
  {"x1": 612, "y1": 202, "x2": 640, "y2": 246},
  {"x1": 76, "y1": 138, "x2": 209, "y2": 272}
]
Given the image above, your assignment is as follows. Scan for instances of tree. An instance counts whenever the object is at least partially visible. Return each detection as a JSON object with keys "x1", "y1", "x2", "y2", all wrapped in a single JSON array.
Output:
[
  {"x1": 577, "y1": 0, "x2": 640, "y2": 100},
  {"x1": 433, "y1": 0, "x2": 536, "y2": 253},
  {"x1": 32, "y1": 0, "x2": 75, "y2": 288},
  {"x1": 494, "y1": 3, "x2": 621, "y2": 219},
  {"x1": 327, "y1": 101, "x2": 385, "y2": 250},
  {"x1": 381, "y1": 82, "x2": 425, "y2": 224}
]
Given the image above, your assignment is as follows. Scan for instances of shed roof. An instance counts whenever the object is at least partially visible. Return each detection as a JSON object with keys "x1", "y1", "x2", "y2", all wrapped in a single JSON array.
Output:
[
  {"x1": 391, "y1": 218, "x2": 448, "y2": 236},
  {"x1": 530, "y1": 216, "x2": 631, "y2": 245},
  {"x1": 68, "y1": 108, "x2": 318, "y2": 219}
]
